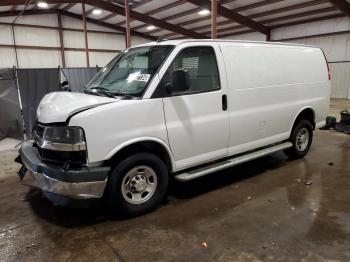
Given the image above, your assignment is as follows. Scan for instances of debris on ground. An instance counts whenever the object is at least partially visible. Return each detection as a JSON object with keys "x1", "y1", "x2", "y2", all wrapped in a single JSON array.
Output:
[
  {"x1": 321, "y1": 111, "x2": 350, "y2": 134},
  {"x1": 247, "y1": 196, "x2": 252, "y2": 200},
  {"x1": 305, "y1": 180, "x2": 312, "y2": 186},
  {"x1": 296, "y1": 178, "x2": 301, "y2": 182},
  {"x1": 26, "y1": 244, "x2": 36, "y2": 249},
  {"x1": 262, "y1": 241, "x2": 276, "y2": 250},
  {"x1": 201, "y1": 242, "x2": 208, "y2": 248}
]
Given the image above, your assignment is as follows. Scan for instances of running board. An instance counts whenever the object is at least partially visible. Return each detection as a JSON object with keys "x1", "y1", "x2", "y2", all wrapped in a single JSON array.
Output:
[{"x1": 174, "y1": 142, "x2": 293, "y2": 182}]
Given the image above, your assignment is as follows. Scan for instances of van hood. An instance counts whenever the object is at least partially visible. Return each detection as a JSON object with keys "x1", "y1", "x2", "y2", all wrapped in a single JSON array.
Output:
[{"x1": 37, "y1": 92, "x2": 117, "y2": 123}]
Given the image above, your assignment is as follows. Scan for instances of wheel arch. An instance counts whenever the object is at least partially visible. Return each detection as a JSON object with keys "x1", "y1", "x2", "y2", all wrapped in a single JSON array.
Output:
[
  {"x1": 106, "y1": 137, "x2": 175, "y2": 173},
  {"x1": 290, "y1": 107, "x2": 316, "y2": 135}
]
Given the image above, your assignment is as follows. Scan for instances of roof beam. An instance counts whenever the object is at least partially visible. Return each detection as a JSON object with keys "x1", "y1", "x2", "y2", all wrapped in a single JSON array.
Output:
[
  {"x1": 0, "y1": 9, "x2": 56, "y2": 17},
  {"x1": 219, "y1": 13, "x2": 346, "y2": 38},
  {"x1": 0, "y1": 0, "x2": 77, "y2": 5},
  {"x1": 130, "y1": 0, "x2": 153, "y2": 9},
  {"x1": 85, "y1": 7, "x2": 96, "y2": 16},
  {"x1": 85, "y1": 0, "x2": 206, "y2": 38},
  {"x1": 218, "y1": 7, "x2": 341, "y2": 37},
  {"x1": 62, "y1": 10, "x2": 156, "y2": 40},
  {"x1": 192, "y1": 0, "x2": 331, "y2": 34},
  {"x1": 162, "y1": 0, "x2": 286, "y2": 37},
  {"x1": 99, "y1": 12, "x2": 118, "y2": 22},
  {"x1": 186, "y1": 0, "x2": 270, "y2": 35},
  {"x1": 117, "y1": 0, "x2": 186, "y2": 27},
  {"x1": 328, "y1": 0, "x2": 350, "y2": 16},
  {"x1": 0, "y1": 5, "x2": 155, "y2": 40},
  {"x1": 62, "y1": 3, "x2": 77, "y2": 11},
  {"x1": 141, "y1": 0, "x2": 237, "y2": 33},
  {"x1": 52, "y1": 3, "x2": 62, "y2": 9},
  {"x1": 270, "y1": 13, "x2": 345, "y2": 28},
  {"x1": 109, "y1": 0, "x2": 152, "y2": 25},
  {"x1": 232, "y1": 0, "x2": 284, "y2": 13}
]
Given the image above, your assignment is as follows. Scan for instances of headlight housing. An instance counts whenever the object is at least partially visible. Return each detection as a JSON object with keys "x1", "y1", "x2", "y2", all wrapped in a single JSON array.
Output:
[
  {"x1": 41, "y1": 126, "x2": 86, "y2": 150},
  {"x1": 35, "y1": 125, "x2": 87, "y2": 166}
]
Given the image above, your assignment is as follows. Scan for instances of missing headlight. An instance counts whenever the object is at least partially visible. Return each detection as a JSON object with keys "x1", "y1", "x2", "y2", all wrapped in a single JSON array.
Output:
[
  {"x1": 35, "y1": 125, "x2": 87, "y2": 166},
  {"x1": 43, "y1": 126, "x2": 85, "y2": 144}
]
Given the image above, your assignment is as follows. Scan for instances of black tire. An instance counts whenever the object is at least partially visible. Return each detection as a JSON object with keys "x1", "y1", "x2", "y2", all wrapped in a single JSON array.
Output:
[
  {"x1": 284, "y1": 119, "x2": 313, "y2": 159},
  {"x1": 106, "y1": 153, "x2": 168, "y2": 217}
]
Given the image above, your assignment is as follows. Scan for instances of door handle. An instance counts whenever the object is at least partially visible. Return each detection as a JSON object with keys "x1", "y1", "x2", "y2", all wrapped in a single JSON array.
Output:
[{"x1": 222, "y1": 94, "x2": 227, "y2": 111}]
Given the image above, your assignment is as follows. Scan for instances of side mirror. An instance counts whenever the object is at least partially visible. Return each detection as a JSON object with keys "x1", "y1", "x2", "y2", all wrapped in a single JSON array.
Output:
[
  {"x1": 60, "y1": 80, "x2": 71, "y2": 91},
  {"x1": 166, "y1": 69, "x2": 190, "y2": 94}
]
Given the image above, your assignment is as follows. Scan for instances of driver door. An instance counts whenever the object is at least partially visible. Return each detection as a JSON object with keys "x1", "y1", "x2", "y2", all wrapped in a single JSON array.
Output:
[{"x1": 156, "y1": 45, "x2": 229, "y2": 171}]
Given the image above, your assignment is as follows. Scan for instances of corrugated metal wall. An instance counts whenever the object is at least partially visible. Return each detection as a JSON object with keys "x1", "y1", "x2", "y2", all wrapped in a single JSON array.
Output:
[
  {"x1": 0, "y1": 14, "x2": 151, "y2": 68},
  {"x1": 329, "y1": 62, "x2": 350, "y2": 99}
]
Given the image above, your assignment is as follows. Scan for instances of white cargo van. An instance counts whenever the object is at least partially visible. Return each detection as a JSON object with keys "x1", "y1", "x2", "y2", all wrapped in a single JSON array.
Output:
[{"x1": 17, "y1": 40, "x2": 330, "y2": 215}]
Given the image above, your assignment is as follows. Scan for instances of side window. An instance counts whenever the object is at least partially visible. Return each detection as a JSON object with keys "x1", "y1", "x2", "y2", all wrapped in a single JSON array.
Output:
[{"x1": 157, "y1": 46, "x2": 220, "y2": 96}]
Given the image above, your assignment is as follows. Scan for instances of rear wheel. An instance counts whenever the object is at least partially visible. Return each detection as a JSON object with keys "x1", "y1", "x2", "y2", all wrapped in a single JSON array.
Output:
[
  {"x1": 285, "y1": 119, "x2": 313, "y2": 159},
  {"x1": 106, "y1": 153, "x2": 168, "y2": 217}
]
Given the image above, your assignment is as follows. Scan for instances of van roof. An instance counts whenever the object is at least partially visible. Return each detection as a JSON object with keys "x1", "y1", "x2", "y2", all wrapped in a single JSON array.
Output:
[{"x1": 135, "y1": 39, "x2": 316, "y2": 49}]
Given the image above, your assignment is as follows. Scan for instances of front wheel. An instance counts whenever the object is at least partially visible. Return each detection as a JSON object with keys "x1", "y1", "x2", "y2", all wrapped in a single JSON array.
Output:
[
  {"x1": 284, "y1": 119, "x2": 313, "y2": 159},
  {"x1": 106, "y1": 153, "x2": 168, "y2": 217}
]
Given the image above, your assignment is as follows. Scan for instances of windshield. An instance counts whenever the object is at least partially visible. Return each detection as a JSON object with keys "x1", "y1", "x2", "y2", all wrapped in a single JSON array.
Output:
[{"x1": 85, "y1": 45, "x2": 173, "y2": 97}]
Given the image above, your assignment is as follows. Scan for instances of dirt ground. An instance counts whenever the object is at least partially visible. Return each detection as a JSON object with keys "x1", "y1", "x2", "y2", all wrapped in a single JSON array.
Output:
[{"x1": 0, "y1": 99, "x2": 349, "y2": 262}]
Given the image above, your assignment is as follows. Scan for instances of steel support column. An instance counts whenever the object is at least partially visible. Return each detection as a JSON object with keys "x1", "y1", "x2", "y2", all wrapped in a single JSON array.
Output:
[
  {"x1": 82, "y1": 2, "x2": 90, "y2": 67},
  {"x1": 211, "y1": 0, "x2": 217, "y2": 39},
  {"x1": 125, "y1": 0, "x2": 131, "y2": 48},
  {"x1": 57, "y1": 10, "x2": 66, "y2": 67}
]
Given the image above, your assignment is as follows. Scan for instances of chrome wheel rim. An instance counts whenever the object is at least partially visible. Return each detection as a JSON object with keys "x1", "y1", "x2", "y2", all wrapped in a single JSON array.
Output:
[
  {"x1": 296, "y1": 127, "x2": 309, "y2": 152},
  {"x1": 121, "y1": 165, "x2": 158, "y2": 204}
]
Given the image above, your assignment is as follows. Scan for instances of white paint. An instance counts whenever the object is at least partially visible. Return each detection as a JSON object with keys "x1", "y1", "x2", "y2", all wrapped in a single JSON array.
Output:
[
  {"x1": 222, "y1": 17, "x2": 350, "y2": 99},
  {"x1": 36, "y1": 40, "x2": 330, "y2": 172},
  {"x1": 220, "y1": 42, "x2": 329, "y2": 156},
  {"x1": 69, "y1": 98, "x2": 169, "y2": 164},
  {"x1": 271, "y1": 17, "x2": 350, "y2": 99},
  {"x1": 37, "y1": 91, "x2": 116, "y2": 123}
]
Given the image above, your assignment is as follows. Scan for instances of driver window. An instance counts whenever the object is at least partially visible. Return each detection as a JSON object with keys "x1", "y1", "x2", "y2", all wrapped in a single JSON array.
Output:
[{"x1": 160, "y1": 46, "x2": 220, "y2": 95}]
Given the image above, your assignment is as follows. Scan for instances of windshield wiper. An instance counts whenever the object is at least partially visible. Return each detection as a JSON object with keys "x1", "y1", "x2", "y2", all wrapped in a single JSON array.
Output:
[
  {"x1": 84, "y1": 87, "x2": 116, "y2": 98},
  {"x1": 84, "y1": 89, "x2": 103, "y2": 96},
  {"x1": 111, "y1": 91, "x2": 137, "y2": 99}
]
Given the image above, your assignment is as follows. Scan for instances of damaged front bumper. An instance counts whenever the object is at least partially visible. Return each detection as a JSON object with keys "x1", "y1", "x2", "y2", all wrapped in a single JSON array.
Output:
[{"x1": 18, "y1": 142, "x2": 111, "y2": 200}]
